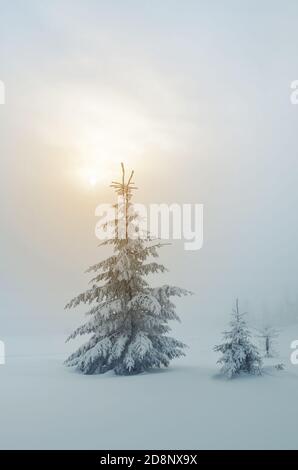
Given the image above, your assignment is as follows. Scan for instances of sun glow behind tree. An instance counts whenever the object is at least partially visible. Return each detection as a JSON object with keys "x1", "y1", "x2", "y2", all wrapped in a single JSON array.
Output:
[{"x1": 65, "y1": 164, "x2": 191, "y2": 375}]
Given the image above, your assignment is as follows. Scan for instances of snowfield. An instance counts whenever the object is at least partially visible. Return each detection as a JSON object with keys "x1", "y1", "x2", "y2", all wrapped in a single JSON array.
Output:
[{"x1": 0, "y1": 325, "x2": 298, "y2": 450}]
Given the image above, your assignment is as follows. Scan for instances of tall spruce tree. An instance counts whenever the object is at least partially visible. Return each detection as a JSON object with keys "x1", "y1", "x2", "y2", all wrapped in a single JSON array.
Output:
[
  {"x1": 214, "y1": 299, "x2": 262, "y2": 378},
  {"x1": 65, "y1": 164, "x2": 190, "y2": 375}
]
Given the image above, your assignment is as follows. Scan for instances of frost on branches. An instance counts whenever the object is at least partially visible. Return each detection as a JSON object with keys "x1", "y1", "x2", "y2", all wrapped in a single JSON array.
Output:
[
  {"x1": 65, "y1": 164, "x2": 191, "y2": 375},
  {"x1": 255, "y1": 325, "x2": 279, "y2": 358},
  {"x1": 214, "y1": 299, "x2": 262, "y2": 379}
]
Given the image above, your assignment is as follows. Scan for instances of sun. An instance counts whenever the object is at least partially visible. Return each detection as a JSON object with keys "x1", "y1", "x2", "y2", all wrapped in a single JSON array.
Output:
[
  {"x1": 76, "y1": 159, "x2": 126, "y2": 190},
  {"x1": 88, "y1": 173, "x2": 98, "y2": 187},
  {"x1": 76, "y1": 167, "x2": 102, "y2": 189}
]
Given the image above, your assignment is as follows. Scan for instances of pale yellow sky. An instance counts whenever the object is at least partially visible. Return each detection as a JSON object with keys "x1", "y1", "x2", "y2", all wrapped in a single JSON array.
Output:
[{"x1": 1, "y1": 0, "x2": 298, "y2": 334}]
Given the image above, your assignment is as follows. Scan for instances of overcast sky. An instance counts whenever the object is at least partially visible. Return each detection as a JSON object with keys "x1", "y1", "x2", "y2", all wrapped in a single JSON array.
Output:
[{"x1": 1, "y1": 0, "x2": 298, "y2": 336}]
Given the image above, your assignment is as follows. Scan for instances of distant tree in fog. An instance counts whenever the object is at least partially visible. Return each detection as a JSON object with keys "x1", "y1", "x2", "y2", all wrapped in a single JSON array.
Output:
[
  {"x1": 255, "y1": 325, "x2": 279, "y2": 358},
  {"x1": 214, "y1": 299, "x2": 262, "y2": 379}
]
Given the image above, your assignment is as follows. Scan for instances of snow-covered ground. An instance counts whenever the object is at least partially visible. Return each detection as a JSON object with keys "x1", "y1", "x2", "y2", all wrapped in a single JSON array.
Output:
[{"x1": 1, "y1": 325, "x2": 298, "y2": 450}]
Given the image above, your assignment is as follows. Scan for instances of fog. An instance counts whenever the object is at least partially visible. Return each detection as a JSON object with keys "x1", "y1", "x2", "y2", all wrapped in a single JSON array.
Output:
[{"x1": 1, "y1": 0, "x2": 298, "y2": 337}]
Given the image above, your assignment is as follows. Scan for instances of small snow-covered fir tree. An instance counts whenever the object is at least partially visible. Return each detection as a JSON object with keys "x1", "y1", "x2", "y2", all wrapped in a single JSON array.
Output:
[
  {"x1": 255, "y1": 325, "x2": 279, "y2": 358},
  {"x1": 214, "y1": 299, "x2": 262, "y2": 379},
  {"x1": 65, "y1": 163, "x2": 191, "y2": 375}
]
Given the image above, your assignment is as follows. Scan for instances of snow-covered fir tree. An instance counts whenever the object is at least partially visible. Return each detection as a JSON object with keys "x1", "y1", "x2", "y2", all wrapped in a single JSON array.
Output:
[
  {"x1": 255, "y1": 325, "x2": 279, "y2": 358},
  {"x1": 214, "y1": 299, "x2": 262, "y2": 378},
  {"x1": 65, "y1": 164, "x2": 191, "y2": 375}
]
